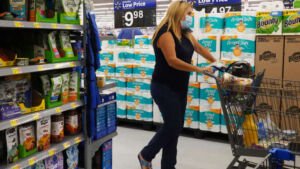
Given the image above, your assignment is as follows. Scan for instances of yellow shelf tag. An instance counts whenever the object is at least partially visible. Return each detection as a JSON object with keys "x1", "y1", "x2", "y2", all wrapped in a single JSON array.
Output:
[
  {"x1": 14, "y1": 22, "x2": 24, "y2": 27},
  {"x1": 71, "y1": 102, "x2": 78, "y2": 109},
  {"x1": 37, "y1": 65, "x2": 44, "y2": 71},
  {"x1": 33, "y1": 22, "x2": 41, "y2": 28},
  {"x1": 51, "y1": 24, "x2": 58, "y2": 29},
  {"x1": 11, "y1": 164, "x2": 21, "y2": 169},
  {"x1": 11, "y1": 68, "x2": 22, "y2": 74},
  {"x1": 33, "y1": 113, "x2": 40, "y2": 120},
  {"x1": 28, "y1": 157, "x2": 37, "y2": 166},
  {"x1": 74, "y1": 136, "x2": 82, "y2": 144},
  {"x1": 65, "y1": 25, "x2": 72, "y2": 29},
  {"x1": 55, "y1": 107, "x2": 62, "y2": 113},
  {"x1": 10, "y1": 119, "x2": 19, "y2": 127},
  {"x1": 48, "y1": 148, "x2": 56, "y2": 156},
  {"x1": 63, "y1": 142, "x2": 71, "y2": 149},
  {"x1": 69, "y1": 62, "x2": 76, "y2": 67}
]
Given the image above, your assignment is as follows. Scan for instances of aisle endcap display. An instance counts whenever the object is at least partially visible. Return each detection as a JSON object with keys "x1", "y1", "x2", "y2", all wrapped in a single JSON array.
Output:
[
  {"x1": 0, "y1": 61, "x2": 80, "y2": 77},
  {"x1": 0, "y1": 134, "x2": 84, "y2": 169},
  {"x1": 0, "y1": 20, "x2": 83, "y2": 30}
]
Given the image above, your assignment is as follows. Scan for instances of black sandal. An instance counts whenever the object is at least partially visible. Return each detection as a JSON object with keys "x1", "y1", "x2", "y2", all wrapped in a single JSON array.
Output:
[{"x1": 138, "y1": 153, "x2": 152, "y2": 169}]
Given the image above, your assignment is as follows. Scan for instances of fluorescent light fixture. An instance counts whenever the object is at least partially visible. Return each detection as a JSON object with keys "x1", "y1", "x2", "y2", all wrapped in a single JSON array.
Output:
[
  {"x1": 94, "y1": 3, "x2": 113, "y2": 6},
  {"x1": 157, "y1": 4, "x2": 169, "y2": 7},
  {"x1": 157, "y1": 8, "x2": 167, "y2": 11}
]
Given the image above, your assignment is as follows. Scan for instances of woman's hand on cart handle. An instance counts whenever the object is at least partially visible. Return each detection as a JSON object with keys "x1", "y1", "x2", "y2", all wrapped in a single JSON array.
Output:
[{"x1": 196, "y1": 67, "x2": 213, "y2": 74}]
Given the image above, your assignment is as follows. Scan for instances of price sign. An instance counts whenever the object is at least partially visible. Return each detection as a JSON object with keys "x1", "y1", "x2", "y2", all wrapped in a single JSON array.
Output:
[
  {"x1": 189, "y1": 0, "x2": 241, "y2": 13},
  {"x1": 114, "y1": 0, "x2": 156, "y2": 28}
]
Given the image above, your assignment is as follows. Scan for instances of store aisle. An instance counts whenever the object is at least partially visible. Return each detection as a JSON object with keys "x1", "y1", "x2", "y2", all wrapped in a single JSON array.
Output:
[{"x1": 113, "y1": 127, "x2": 233, "y2": 169}]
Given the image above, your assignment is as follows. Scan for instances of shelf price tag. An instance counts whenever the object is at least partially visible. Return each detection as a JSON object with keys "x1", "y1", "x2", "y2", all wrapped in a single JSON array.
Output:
[
  {"x1": 63, "y1": 141, "x2": 71, "y2": 149},
  {"x1": 37, "y1": 65, "x2": 44, "y2": 71},
  {"x1": 74, "y1": 136, "x2": 82, "y2": 144},
  {"x1": 33, "y1": 113, "x2": 40, "y2": 120},
  {"x1": 55, "y1": 107, "x2": 62, "y2": 114},
  {"x1": 10, "y1": 119, "x2": 19, "y2": 127},
  {"x1": 71, "y1": 102, "x2": 78, "y2": 109},
  {"x1": 65, "y1": 25, "x2": 72, "y2": 29},
  {"x1": 69, "y1": 62, "x2": 76, "y2": 67},
  {"x1": 48, "y1": 148, "x2": 56, "y2": 156},
  {"x1": 28, "y1": 157, "x2": 37, "y2": 166},
  {"x1": 11, "y1": 164, "x2": 21, "y2": 169},
  {"x1": 14, "y1": 21, "x2": 24, "y2": 28},
  {"x1": 33, "y1": 22, "x2": 41, "y2": 28},
  {"x1": 11, "y1": 68, "x2": 22, "y2": 74},
  {"x1": 51, "y1": 24, "x2": 58, "y2": 29}
]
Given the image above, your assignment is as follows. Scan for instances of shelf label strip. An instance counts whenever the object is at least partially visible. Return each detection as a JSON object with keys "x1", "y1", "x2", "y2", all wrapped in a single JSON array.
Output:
[
  {"x1": 11, "y1": 68, "x2": 22, "y2": 74},
  {"x1": 14, "y1": 22, "x2": 24, "y2": 28},
  {"x1": 63, "y1": 141, "x2": 71, "y2": 149},
  {"x1": 55, "y1": 107, "x2": 62, "y2": 114},
  {"x1": 48, "y1": 148, "x2": 56, "y2": 156},
  {"x1": 74, "y1": 136, "x2": 82, "y2": 144},
  {"x1": 10, "y1": 119, "x2": 19, "y2": 127},
  {"x1": 28, "y1": 157, "x2": 37, "y2": 166}
]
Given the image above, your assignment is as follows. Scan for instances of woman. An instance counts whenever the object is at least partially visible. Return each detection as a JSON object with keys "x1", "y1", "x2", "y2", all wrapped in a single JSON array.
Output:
[{"x1": 138, "y1": 1, "x2": 216, "y2": 169}]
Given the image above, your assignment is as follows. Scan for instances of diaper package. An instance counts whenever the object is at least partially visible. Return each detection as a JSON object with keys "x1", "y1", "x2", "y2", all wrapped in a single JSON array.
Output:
[
  {"x1": 199, "y1": 105, "x2": 221, "y2": 132},
  {"x1": 133, "y1": 64, "x2": 154, "y2": 79},
  {"x1": 127, "y1": 79, "x2": 151, "y2": 96},
  {"x1": 116, "y1": 39, "x2": 133, "y2": 48},
  {"x1": 256, "y1": 11, "x2": 283, "y2": 35},
  {"x1": 184, "y1": 108, "x2": 199, "y2": 129},
  {"x1": 98, "y1": 63, "x2": 116, "y2": 77},
  {"x1": 283, "y1": 9, "x2": 300, "y2": 34},
  {"x1": 114, "y1": 49, "x2": 135, "y2": 63},
  {"x1": 224, "y1": 12, "x2": 256, "y2": 34},
  {"x1": 116, "y1": 63, "x2": 133, "y2": 78},
  {"x1": 221, "y1": 35, "x2": 256, "y2": 66},
  {"x1": 200, "y1": 13, "x2": 224, "y2": 34},
  {"x1": 99, "y1": 50, "x2": 114, "y2": 64},
  {"x1": 190, "y1": 53, "x2": 198, "y2": 82},
  {"x1": 187, "y1": 82, "x2": 200, "y2": 111},
  {"x1": 134, "y1": 49, "x2": 155, "y2": 64},
  {"x1": 141, "y1": 92, "x2": 153, "y2": 122},
  {"x1": 126, "y1": 93, "x2": 153, "y2": 121},
  {"x1": 115, "y1": 78, "x2": 127, "y2": 118},
  {"x1": 153, "y1": 101, "x2": 164, "y2": 123},
  {"x1": 134, "y1": 35, "x2": 152, "y2": 49},
  {"x1": 101, "y1": 40, "x2": 116, "y2": 49}
]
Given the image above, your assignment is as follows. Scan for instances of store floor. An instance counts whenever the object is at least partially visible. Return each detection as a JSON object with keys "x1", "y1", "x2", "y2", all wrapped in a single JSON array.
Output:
[{"x1": 113, "y1": 127, "x2": 234, "y2": 169}]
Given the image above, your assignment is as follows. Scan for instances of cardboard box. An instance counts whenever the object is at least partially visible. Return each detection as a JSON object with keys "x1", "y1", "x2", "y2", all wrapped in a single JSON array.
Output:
[
  {"x1": 284, "y1": 36, "x2": 300, "y2": 81},
  {"x1": 281, "y1": 98, "x2": 300, "y2": 135},
  {"x1": 255, "y1": 36, "x2": 284, "y2": 80}
]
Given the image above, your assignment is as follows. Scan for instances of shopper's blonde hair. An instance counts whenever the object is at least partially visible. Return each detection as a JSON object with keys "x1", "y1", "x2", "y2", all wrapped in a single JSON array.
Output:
[{"x1": 153, "y1": 1, "x2": 193, "y2": 43}]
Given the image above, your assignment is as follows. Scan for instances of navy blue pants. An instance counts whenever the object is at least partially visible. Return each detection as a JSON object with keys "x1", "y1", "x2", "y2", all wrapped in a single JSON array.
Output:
[{"x1": 141, "y1": 82, "x2": 187, "y2": 169}]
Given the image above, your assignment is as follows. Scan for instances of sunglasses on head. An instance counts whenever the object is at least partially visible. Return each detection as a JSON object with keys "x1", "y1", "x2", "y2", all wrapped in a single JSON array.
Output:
[{"x1": 179, "y1": 0, "x2": 194, "y2": 5}]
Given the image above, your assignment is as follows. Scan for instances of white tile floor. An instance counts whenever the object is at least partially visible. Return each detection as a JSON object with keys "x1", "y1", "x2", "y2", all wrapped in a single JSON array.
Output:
[{"x1": 113, "y1": 127, "x2": 234, "y2": 169}]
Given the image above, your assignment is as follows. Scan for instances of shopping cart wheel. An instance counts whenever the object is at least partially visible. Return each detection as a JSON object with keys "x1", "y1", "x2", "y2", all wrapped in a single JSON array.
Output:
[{"x1": 194, "y1": 130, "x2": 205, "y2": 139}]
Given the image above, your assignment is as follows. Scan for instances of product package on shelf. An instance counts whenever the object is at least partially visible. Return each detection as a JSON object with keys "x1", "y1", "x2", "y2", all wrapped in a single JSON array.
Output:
[
  {"x1": 127, "y1": 79, "x2": 151, "y2": 96},
  {"x1": 256, "y1": 11, "x2": 283, "y2": 35},
  {"x1": 44, "y1": 152, "x2": 64, "y2": 169},
  {"x1": 64, "y1": 145, "x2": 79, "y2": 169},
  {"x1": 283, "y1": 36, "x2": 300, "y2": 81},
  {"x1": 116, "y1": 39, "x2": 133, "y2": 48},
  {"x1": 224, "y1": 12, "x2": 256, "y2": 34},
  {"x1": 4, "y1": 127, "x2": 19, "y2": 163},
  {"x1": 132, "y1": 64, "x2": 154, "y2": 79},
  {"x1": 199, "y1": 13, "x2": 224, "y2": 34},
  {"x1": 190, "y1": 53, "x2": 197, "y2": 82},
  {"x1": 36, "y1": 117, "x2": 51, "y2": 152},
  {"x1": 184, "y1": 82, "x2": 200, "y2": 129},
  {"x1": 199, "y1": 83, "x2": 221, "y2": 132},
  {"x1": 57, "y1": 0, "x2": 81, "y2": 24},
  {"x1": 134, "y1": 49, "x2": 155, "y2": 64},
  {"x1": 99, "y1": 50, "x2": 114, "y2": 64},
  {"x1": 197, "y1": 35, "x2": 220, "y2": 83},
  {"x1": 114, "y1": 49, "x2": 135, "y2": 63},
  {"x1": 101, "y1": 40, "x2": 116, "y2": 49},
  {"x1": 220, "y1": 35, "x2": 256, "y2": 67},
  {"x1": 134, "y1": 35, "x2": 152, "y2": 49},
  {"x1": 283, "y1": 9, "x2": 300, "y2": 35},
  {"x1": 35, "y1": 0, "x2": 58, "y2": 23},
  {"x1": 18, "y1": 123, "x2": 37, "y2": 158},
  {"x1": 116, "y1": 63, "x2": 133, "y2": 78},
  {"x1": 153, "y1": 101, "x2": 164, "y2": 124},
  {"x1": 98, "y1": 63, "x2": 116, "y2": 77},
  {"x1": 126, "y1": 92, "x2": 153, "y2": 122},
  {"x1": 101, "y1": 140, "x2": 113, "y2": 169}
]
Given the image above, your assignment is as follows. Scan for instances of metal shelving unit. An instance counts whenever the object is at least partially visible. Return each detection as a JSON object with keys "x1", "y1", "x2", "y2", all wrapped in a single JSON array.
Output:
[
  {"x1": 0, "y1": 100, "x2": 83, "y2": 131},
  {"x1": 0, "y1": 134, "x2": 84, "y2": 169},
  {"x1": 0, "y1": 20, "x2": 83, "y2": 30},
  {"x1": 99, "y1": 82, "x2": 116, "y2": 92},
  {"x1": 0, "y1": 61, "x2": 80, "y2": 77}
]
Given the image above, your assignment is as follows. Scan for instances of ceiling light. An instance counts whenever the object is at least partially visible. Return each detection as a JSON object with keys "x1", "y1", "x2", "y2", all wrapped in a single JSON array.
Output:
[{"x1": 94, "y1": 3, "x2": 113, "y2": 6}]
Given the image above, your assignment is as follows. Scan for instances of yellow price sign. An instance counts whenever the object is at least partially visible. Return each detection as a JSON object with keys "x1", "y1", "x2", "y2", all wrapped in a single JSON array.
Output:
[
  {"x1": 55, "y1": 107, "x2": 62, "y2": 114},
  {"x1": 33, "y1": 22, "x2": 41, "y2": 28},
  {"x1": 69, "y1": 62, "x2": 76, "y2": 67},
  {"x1": 71, "y1": 102, "x2": 78, "y2": 109},
  {"x1": 11, "y1": 68, "x2": 22, "y2": 75},
  {"x1": 63, "y1": 142, "x2": 71, "y2": 149},
  {"x1": 33, "y1": 113, "x2": 40, "y2": 120},
  {"x1": 48, "y1": 148, "x2": 56, "y2": 156},
  {"x1": 37, "y1": 65, "x2": 44, "y2": 71},
  {"x1": 28, "y1": 157, "x2": 37, "y2": 166},
  {"x1": 65, "y1": 25, "x2": 72, "y2": 29},
  {"x1": 10, "y1": 119, "x2": 19, "y2": 127},
  {"x1": 11, "y1": 164, "x2": 21, "y2": 169},
  {"x1": 51, "y1": 24, "x2": 58, "y2": 29},
  {"x1": 74, "y1": 136, "x2": 82, "y2": 144},
  {"x1": 14, "y1": 21, "x2": 24, "y2": 27}
]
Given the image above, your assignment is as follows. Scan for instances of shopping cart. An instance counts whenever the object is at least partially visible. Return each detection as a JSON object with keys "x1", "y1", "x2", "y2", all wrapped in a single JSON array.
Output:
[{"x1": 205, "y1": 62, "x2": 300, "y2": 169}]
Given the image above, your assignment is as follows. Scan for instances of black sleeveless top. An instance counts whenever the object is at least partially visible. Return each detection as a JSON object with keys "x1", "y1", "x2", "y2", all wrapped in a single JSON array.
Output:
[{"x1": 152, "y1": 25, "x2": 194, "y2": 96}]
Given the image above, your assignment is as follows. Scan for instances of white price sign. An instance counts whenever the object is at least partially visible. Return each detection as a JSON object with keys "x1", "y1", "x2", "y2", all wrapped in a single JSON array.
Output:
[{"x1": 124, "y1": 10, "x2": 144, "y2": 27}]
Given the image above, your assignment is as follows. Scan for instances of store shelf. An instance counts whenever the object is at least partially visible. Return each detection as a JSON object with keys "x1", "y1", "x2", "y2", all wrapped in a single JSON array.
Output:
[
  {"x1": 0, "y1": 61, "x2": 80, "y2": 77},
  {"x1": 99, "y1": 82, "x2": 116, "y2": 92},
  {"x1": 0, "y1": 20, "x2": 83, "y2": 30},
  {"x1": 98, "y1": 100, "x2": 116, "y2": 108},
  {"x1": 0, "y1": 134, "x2": 84, "y2": 169},
  {"x1": 88, "y1": 132, "x2": 117, "y2": 158},
  {"x1": 0, "y1": 100, "x2": 83, "y2": 131}
]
